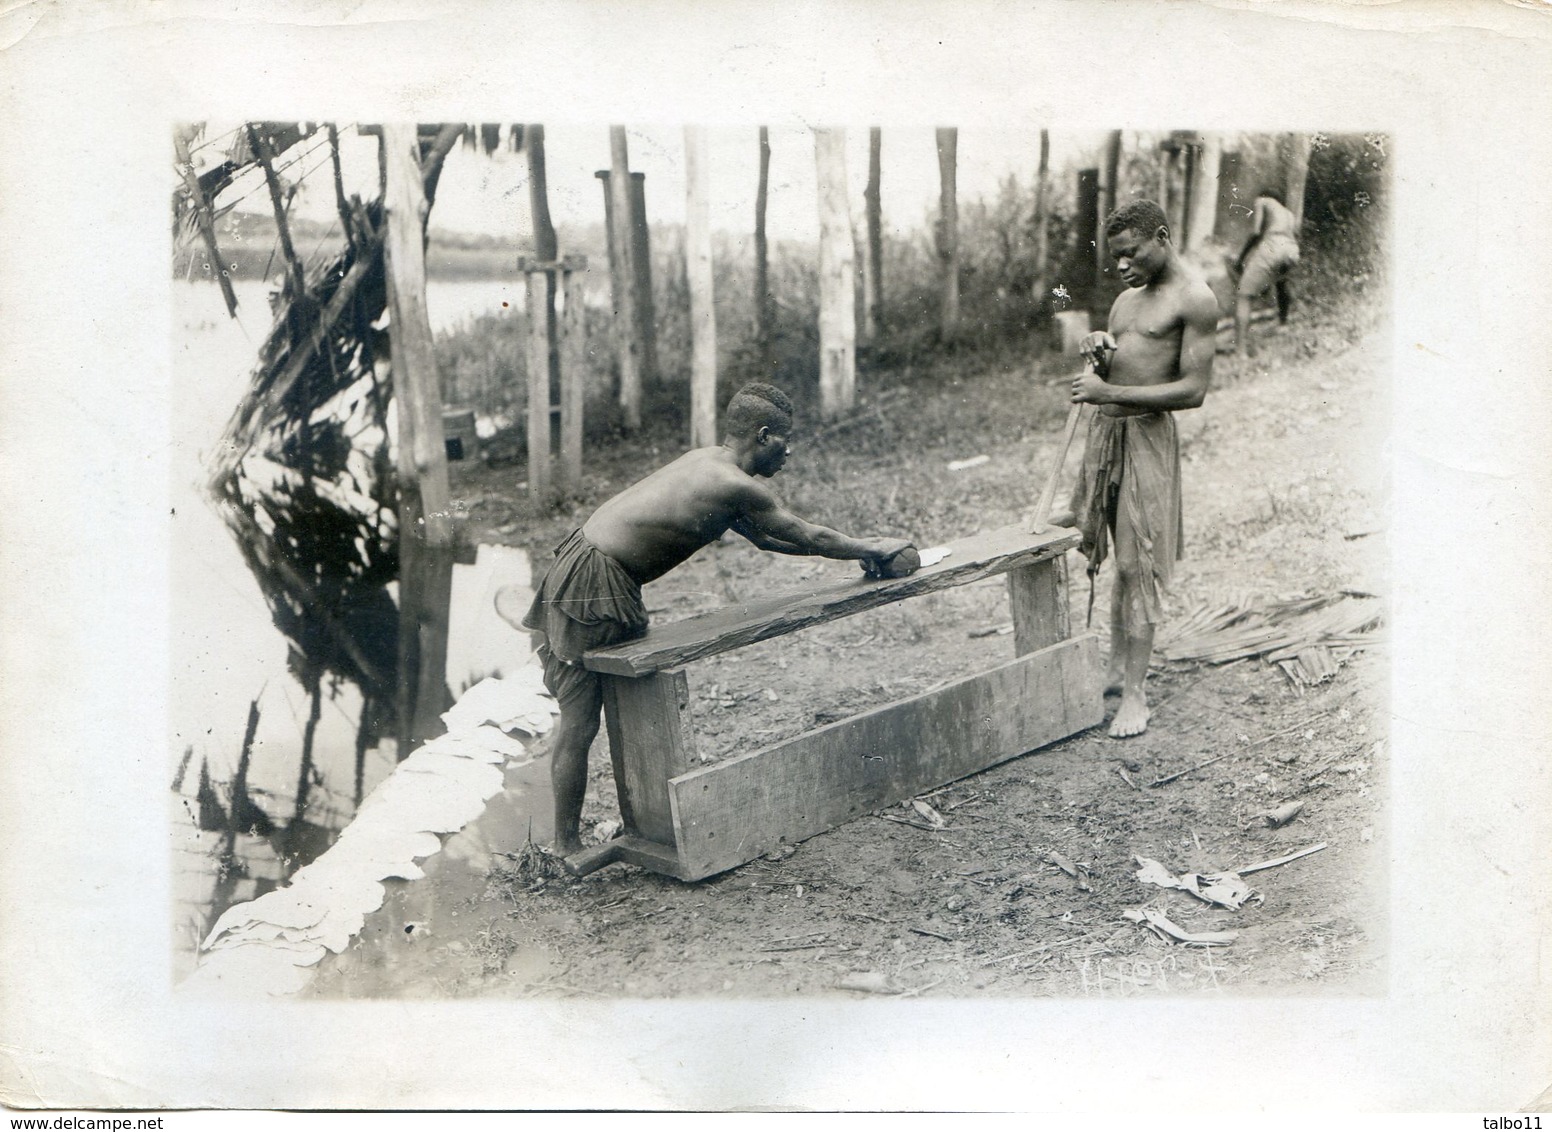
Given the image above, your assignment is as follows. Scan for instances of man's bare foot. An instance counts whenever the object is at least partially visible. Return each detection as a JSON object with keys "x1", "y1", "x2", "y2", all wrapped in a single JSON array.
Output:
[
  {"x1": 552, "y1": 838, "x2": 584, "y2": 857},
  {"x1": 1048, "y1": 506, "x2": 1076, "y2": 529},
  {"x1": 1109, "y1": 693, "x2": 1150, "y2": 738}
]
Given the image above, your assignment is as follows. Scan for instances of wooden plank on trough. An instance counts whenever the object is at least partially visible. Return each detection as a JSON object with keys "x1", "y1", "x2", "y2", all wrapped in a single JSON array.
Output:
[
  {"x1": 583, "y1": 523, "x2": 1079, "y2": 676},
  {"x1": 666, "y1": 634, "x2": 1102, "y2": 880}
]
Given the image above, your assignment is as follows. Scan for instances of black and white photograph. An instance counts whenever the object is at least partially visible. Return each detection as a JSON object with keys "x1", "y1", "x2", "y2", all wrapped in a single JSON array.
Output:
[
  {"x1": 3, "y1": 0, "x2": 1550, "y2": 1117},
  {"x1": 169, "y1": 122, "x2": 1390, "y2": 1002}
]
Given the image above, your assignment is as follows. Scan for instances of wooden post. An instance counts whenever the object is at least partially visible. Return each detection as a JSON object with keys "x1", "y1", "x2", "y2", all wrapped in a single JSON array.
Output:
[
  {"x1": 524, "y1": 263, "x2": 553, "y2": 503},
  {"x1": 684, "y1": 127, "x2": 718, "y2": 448},
  {"x1": 1284, "y1": 132, "x2": 1313, "y2": 231},
  {"x1": 382, "y1": 123, "x2": 455, "y2": 750},
  {"x1": 813, "y1": 128, "x2": 857, "y2": 420},
  {"x1": 1179, "y1": 142, "x2": 1198, "y2": 248},
  {"x1": 601, "y1": 669, "x2": 697, "y2": 846},
  {"x1": 1007, "y1": 557, "x2": 1069, "y2": 656},
  {"x1": 1186, "y1": 134, "x2": 1222, "y2": 252},
  {"x1": 607, "y1": 128, "x2": 642, "y2": 429},
  {"x1": 525, "y1": 125, "x2": 561, "y2": 502},
  {"x1": 935, "y1": 127, "x2": 960, "y2": 341},
  {"x1": 1096, "y1": 130, "x2": 1122, "y2": 280},
  {"x1": 861, "y1": 127, "x2": 883, "y2": 343},
  {"x1": 559, "y1": 258, "x2": 587, "y2": 490},
  {"x1": 754, "y1": 126, "x2": 773, "y2": 377},
  {"x1": 1075, "y1": 167, "x2": 1100, "y2": 307},
  {"x1": 1160, "y1": 140, "x2": 1185, "y2": 241},
  {"x1": 628, "y1": 172, "x2": 658, "y2": 388},
  {"x1": 1031, "y1": 128, "x2": 1051, "y2": 308}
]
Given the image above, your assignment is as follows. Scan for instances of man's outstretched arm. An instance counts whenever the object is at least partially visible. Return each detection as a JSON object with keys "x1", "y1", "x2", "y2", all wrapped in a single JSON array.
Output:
[{"x1": 730, "y1": 482, "x2": 911, "y2": 563}]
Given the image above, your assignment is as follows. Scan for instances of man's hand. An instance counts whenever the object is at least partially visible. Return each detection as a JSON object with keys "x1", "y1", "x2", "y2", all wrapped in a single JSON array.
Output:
[
  {"x1": 1078, "y1": 331, "x2": 1116, "y2": 376},
  {"x1": 860, "y1": 538, "x2": 919, "y2": 579},
  {"x1": 1071, "y1": 368, "x2": 1111, "y2": 405}
]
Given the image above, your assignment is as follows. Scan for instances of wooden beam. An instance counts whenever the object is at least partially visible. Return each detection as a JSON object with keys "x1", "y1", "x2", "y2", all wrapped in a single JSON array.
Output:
[
  {"x1": 1097, "y1": 130, "x2": 1122, "y2": 279},
  {"x1": 585, "y1": 523, "x2": 1079, "y2": 676},
  {"x1": 383, "y1": 123, "x2": 455, "y2": 746},
  {"x1": 525, "y1": 263, "x2": 553, "y2": 503},
  {"x1": 602, "y1": 669, "x2": 697, "y2": 845},
  {"x1": 1030, "y1": 128, "x2": 1050, "y2": 309},
  {"x1": 684, "y1": 126, "x2": 718, "y2": 447},
  {"x1": 559, "y1": 261, "x2": 587, "y2": 490},
  {"x1": 668, "y1": 634, "x2": 1103, "y2": 879},
  {"x1": 813, "y1": 127, "x2": 856, "y2": 419},
  {"x1": 627, "y1": 171, "x2": 658, "y2": 388},
  {"x1": 606, "y1": 128, "x2": 642, "y2": 430}
]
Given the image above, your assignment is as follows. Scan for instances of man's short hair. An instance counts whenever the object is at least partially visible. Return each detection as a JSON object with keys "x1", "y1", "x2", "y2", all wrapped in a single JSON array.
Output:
[
  {"x1": 1258, "y1": 186, "x2": 1286, "y2": 205},
  {"x1": 1104, "y1": 199, "x2": 1169, "y2": 241},
  {"x1": 724, "y1": 382, "x2": 794, "y2": 438}
]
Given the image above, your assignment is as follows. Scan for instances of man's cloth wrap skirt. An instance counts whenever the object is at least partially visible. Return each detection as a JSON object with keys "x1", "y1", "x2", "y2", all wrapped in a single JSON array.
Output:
[
  {"x1": 522, "y1": 528, "x2": 649, "y2": 708},
  {"x1": 1067, "y1": 409, "x2": 1184, "y2": 627}
]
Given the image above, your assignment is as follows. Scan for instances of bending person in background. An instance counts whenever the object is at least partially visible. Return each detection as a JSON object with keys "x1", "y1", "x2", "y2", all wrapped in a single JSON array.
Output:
[
  {"x1": 1050, "y1": 200, "x2": 1217, "y2": 737},
  {"x1": 514, "y1": 382, "x2": 917, "y2": 856},
  {"x1": 1234, "y1": 187, "x2": 1302, "y2": 358}
]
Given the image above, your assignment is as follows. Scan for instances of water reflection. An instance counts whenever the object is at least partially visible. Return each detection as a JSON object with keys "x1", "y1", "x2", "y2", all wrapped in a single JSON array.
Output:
[{"x1": 171, "y1": 276, "x2": 532, "y2": 980}]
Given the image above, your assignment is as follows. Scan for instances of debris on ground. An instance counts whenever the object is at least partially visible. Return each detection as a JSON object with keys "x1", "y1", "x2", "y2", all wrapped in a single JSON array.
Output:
[
  {"x1": 1236, "y1": 842, "x2": 1328, "y2": 875},
  {"x1": 1134, "y1": 856, "x2": 1255, "y2": 911},
  {"x1": 946, "y1": 455, "x2": 990, "y2": 471},
  {"x1": 1158, "y1": 592, "x2": 1382, "y2": 688},
  {"x1": 1123, "y1": 907, "x2": 1238, "y2": 946},
  {"x1": 1050, "y1": 851, "x2": 1093, "y2": 892},
  {"x1": 1259, "y1": 800, "x2": 1305, "y2": 828}
]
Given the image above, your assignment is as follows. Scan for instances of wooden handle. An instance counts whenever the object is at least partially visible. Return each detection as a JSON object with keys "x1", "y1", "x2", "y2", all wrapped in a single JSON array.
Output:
[{"x1": 1031, "y1": 390, "x2": 1087, "y2": 535}]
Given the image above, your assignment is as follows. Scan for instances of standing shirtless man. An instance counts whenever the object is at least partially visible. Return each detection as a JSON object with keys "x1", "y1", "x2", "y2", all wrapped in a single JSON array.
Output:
[
  {"x1": 517, "y1": 382, "x2": 916, "y2": 854},
  {"x1": 1052, "y1": 200, "x2": 1218, "y2": 737}
]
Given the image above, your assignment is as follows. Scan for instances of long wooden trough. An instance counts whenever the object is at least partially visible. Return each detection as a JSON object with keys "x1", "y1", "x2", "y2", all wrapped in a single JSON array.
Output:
[{"x1": 568, "y1": 523, "x2": 1103, "y2": 881}]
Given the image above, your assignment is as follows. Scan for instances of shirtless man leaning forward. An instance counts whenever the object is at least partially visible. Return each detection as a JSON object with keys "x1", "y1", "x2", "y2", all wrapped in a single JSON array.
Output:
[
  {"x1": 518, "y1": 381, "x2": 916, "y2": 855},
  {"x1": 1051, "y1": 199, "x2": 1218, "y2": 738}
]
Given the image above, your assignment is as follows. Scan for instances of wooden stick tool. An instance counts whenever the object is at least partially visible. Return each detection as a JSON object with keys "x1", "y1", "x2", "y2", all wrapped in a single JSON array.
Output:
[{"x1": 1030, "y1": 363, "x2": 1091, "y2": 535}]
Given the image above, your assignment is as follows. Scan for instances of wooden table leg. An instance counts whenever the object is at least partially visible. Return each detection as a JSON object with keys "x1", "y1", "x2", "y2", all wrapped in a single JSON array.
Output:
[
  {"x1": 600, "y1": 668, "x2": 697, "y2": 848},
  {"x1": 1006, "y1": 555, "x2": 1070, "y2": 656}
]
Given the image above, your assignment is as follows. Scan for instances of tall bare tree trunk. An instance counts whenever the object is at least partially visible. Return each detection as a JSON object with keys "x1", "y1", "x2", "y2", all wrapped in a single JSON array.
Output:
[
  {"x1": 1284, "y1": 132, "x2": 1313, "y2": 231},
  {"x1": 684, "y1": 126, "x2": 718, "y2": 447},
  {"x1": 1031, "y1": 127, "x2": 1051, "y2": 307},
  {"x1": 813, "y1": 128, "x2": 856, "y2": 419},
  {"x1": 861, "y1": 127, "x2": 883, "y2": 343},
  {"x1": 382, "y1": 123, "x2": 454, "y2": 751},
  {"x1": 935, "y1": 127, "x2": 960, "y2": 341},
  {"x1": 608, "y1": 127, "x2": 642, "y2": 430},
  {"x1": 754, "y1": 126, "x2": 773, "y2": 377},
  {"x1": 1186, "y1": 133, "x2": 1222, "y2": 252}
]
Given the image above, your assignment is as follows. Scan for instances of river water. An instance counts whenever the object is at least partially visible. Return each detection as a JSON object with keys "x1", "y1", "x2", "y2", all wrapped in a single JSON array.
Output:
[{"x1": 169, "y1": 277, "x2": 535, "y2": 979}]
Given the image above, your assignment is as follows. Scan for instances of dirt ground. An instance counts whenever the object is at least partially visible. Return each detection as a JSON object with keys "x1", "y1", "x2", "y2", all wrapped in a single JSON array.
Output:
[{"x1": 310, "y1": 298, "x2": 1389, "y2": 1000}]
